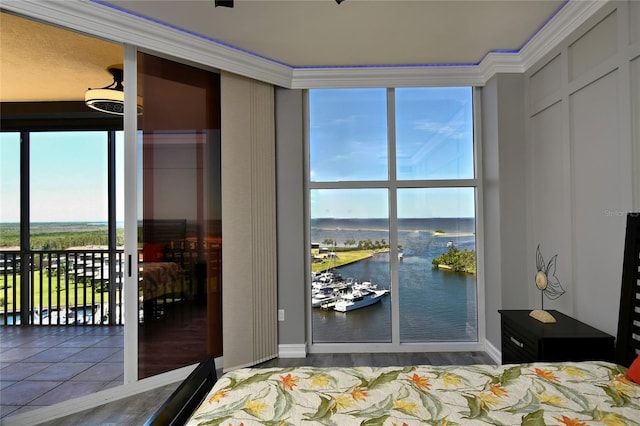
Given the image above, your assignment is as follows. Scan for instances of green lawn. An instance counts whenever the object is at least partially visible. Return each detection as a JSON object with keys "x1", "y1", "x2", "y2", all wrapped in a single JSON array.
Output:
[
  {"x1": 312, "y1": 249, "x2": 388, "y2": 273},
  {"x1": 0, "y1": 271, "x2": 115, "y2": 313}
]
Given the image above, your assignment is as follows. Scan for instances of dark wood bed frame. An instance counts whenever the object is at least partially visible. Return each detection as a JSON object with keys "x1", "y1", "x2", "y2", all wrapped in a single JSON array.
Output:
[
  {"x1": 615, "y1": 212, "x2": 640, "y2": 367},
  {"x1": 143, "y1": 355, "x2": 217, "y2": 426},
  {"x1": 145, "y1": 213, "x2": 640, "y2": 425}
]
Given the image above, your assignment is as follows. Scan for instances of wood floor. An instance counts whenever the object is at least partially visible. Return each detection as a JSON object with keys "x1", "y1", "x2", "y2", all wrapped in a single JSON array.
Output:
[
  {"x1": 138, "y1": 303, "x2": 210, "y2": 379},
  {"x1": 42, "y1": 351, "x2": 495, "y2": 425}
]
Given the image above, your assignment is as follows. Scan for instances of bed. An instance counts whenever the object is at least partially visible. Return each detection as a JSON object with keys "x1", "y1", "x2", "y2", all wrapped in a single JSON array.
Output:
[
  {"x1": 148, "y1": 212, "x2": 640, "y2": 425},
  {"x1": 186, "y1": 361, "x2": 639, "y2": 425}
]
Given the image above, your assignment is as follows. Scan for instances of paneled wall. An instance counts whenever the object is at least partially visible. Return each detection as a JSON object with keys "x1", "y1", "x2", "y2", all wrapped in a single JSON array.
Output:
[{"x1": 524, "y1": 1, "x2": 639, "y2": 336}]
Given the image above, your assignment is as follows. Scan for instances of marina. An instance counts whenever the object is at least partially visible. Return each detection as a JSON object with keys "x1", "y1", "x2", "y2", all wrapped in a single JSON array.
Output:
[
  {"x1": 311, "y1": 217, "x2": 478, "y2": 344},
  {"x1": 311, "y1": 272, "x2": 389, "y2": 311}
]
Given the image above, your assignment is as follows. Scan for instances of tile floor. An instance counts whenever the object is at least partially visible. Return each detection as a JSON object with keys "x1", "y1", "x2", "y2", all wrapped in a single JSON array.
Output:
[{"x1": 0, "y1": 325, "x2": 124, "y2": 420}]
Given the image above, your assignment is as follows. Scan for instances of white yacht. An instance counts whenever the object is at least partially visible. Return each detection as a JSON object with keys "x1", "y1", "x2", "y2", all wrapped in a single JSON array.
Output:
[{"x1": 333, "y1": 288, "x2": 388, "y2": 312}]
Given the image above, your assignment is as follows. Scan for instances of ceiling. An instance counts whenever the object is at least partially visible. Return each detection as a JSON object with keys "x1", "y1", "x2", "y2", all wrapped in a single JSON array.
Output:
[
  {"x1": 0, "y1": 11, "x2": 123, "y2": 102},
  {"x1": 0, "y1": 0, "x2": 566, "y2": 102}
]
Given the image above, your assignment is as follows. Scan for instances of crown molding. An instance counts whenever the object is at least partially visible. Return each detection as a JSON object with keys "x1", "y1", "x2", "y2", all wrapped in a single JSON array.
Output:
[
  {"x1": 518, "y1": 0, "x2": 610, "y2": 73},
  {"x1": 290, "y1": 65, "x2": 486, "y2": 89},
  {"x1": 0, "y1": 0, "x2": 606, "y2": 88},
  {"x1": 476, "y1": 52, "x2": 525, "y2": 81},
  {"x1": 0, "y1": 0, "x2": 293, "y2": 87}
]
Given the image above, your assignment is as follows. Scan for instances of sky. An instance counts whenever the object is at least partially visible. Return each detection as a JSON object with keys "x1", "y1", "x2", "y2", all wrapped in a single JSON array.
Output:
[
  {"x1": 1, "y1": 87, "x2": 475, "y2": 223},
  {"x1": 309, "y1": 87, "x2": 475, "y2": 219},
  {"x1": 0, "y1": 131, "x2": 124, "y2": 223}
]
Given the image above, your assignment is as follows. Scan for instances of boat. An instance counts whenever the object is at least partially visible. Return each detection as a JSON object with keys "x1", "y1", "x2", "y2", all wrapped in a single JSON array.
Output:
[
  {"x1": 352, "y1": 280, "x2": 377, "y2": 291},
  {"x1": 311, "y1": 270, "x2": 343, "y2": 287},
  {"x1": 311, "y1": 289, "x2": 342, "y2": 308},
  {"x1": 333, "y1": 288, "x2": 388, "y2": 312}
]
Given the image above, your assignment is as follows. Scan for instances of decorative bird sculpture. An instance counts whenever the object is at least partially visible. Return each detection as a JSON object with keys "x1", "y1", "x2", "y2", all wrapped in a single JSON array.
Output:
[{"x1": 530, "y1": 244, "x2": 566, "y2": 323}]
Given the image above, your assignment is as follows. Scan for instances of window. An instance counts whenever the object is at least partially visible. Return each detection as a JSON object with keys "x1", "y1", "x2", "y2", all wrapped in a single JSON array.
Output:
[
  {"x1": 1, "y1": 131, "x2": 124, "y2": 319},
  {"x1": 309, "y1": 87, "x2": 478, "y2": 347},
  {"x1": 30, "y1": 132, "x2": 109, "y2": 237}
]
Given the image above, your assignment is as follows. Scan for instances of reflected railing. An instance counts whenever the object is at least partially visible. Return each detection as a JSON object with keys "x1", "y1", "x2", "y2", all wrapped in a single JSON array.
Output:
[{"x1": 0, "y1": 249, "x2": 124, "y2": 326}]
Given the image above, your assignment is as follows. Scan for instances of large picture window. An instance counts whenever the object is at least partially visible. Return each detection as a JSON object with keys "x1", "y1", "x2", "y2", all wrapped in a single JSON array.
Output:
[{"x1": 309, "y1": 87, "x2": 478, "y2": 347}]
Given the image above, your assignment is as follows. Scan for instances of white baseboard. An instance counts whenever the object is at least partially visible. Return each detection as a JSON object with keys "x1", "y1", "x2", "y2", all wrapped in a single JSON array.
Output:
[
  {"x1": 485, "y1": 339, "x2": 502, "y2": 365},
  {"x1": 279, "y1": 343, "x2": 307, "y2": 358}
]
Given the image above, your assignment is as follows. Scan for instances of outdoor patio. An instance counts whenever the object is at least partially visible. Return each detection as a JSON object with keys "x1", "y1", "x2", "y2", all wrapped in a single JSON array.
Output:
[{"x1": 0, "y1": 325, "x2": 124, "y2": 420}]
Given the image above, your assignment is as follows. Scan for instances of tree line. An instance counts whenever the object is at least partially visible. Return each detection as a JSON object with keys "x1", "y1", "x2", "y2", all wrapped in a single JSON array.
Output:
[
  {"x1": 321, "y1": 238, "x2": 403, "y2": 252},
  {"x1": 1, "y1": 229, "x2": 125, "y2": 250}
]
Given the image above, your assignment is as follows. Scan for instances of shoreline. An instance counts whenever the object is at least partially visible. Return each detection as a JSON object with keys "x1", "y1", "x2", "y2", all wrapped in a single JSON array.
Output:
[
  {"x1": 313, "y1": 248, "x2": 389, "y2": 273},
  {"x1": 433, "y1": 232, "x2": 475, "y2": 237}
]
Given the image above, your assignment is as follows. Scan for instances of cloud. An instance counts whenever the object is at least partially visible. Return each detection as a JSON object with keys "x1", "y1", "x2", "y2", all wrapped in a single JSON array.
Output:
[{"x1": 413, "y1": 118, "x2": 468, "y2": 139}]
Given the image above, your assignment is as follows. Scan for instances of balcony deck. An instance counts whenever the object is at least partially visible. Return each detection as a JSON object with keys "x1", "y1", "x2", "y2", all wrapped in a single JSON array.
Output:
[
  {"x1": 0, "y1": 325, "x2": 124, "y2": 420},
  {"x1": 0, "y1": 244, "x2": 216, "y2": 420}
]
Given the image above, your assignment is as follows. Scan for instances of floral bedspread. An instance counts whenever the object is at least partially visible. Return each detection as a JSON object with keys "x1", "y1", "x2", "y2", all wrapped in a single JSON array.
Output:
[{"x1": 187, "y1": 361, "x2": 640, "y2": 426}]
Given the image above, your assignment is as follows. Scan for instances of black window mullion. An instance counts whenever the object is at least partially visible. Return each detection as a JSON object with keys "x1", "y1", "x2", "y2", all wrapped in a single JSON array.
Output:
[
  {"x1": 19, "y1": 131, "x2": 30, "y2": 325},
  {"x1": 107, "y1": 130, "x2": 117, "y2": 325}
]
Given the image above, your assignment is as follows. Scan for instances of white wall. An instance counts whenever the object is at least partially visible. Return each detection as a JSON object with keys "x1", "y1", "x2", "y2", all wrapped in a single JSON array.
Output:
[
  {"x1": 482, "y1": 74, "x2": 529, "y2": 349},
  {"x1": 275, "y1": 87, "x2": 306, "y2": 352},
  {"x1": 524, "y1": 0, "x2": 639, "y2": 337}
]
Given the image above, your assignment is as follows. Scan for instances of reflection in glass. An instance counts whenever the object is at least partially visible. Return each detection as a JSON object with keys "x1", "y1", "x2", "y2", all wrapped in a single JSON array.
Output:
[
  {"x1": 397, "y1": 188, "x2": 477, "y2": 342},
  {"x1": 311, "y1": 189, "x2": 391, "y2": 343},
  {"x1": 137, "y1": 53, "x2": 222, "y2": 378},
  {"x1": 309, "y1": 89, "x2": 388, "y2": 182},
  {"x1": 396, "y1": 87, "x2": 474, "y2": 180}
]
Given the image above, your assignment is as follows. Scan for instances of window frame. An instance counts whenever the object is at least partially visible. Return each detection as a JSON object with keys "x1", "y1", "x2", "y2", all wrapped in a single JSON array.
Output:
[{"x1": 305, "y1": 87, "x2": 486, "y2": 353}]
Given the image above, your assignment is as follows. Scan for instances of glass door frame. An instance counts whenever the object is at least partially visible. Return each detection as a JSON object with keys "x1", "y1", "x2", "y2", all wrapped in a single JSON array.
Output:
[
  {"x1": 121, "y1": 44, "x2": 223, "y2": 382},
  {"x1": 122, "y1": 43, "x2": 139, "y2": 383}
]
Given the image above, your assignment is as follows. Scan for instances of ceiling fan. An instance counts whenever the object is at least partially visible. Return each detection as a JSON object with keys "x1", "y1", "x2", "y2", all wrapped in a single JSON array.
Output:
[
  {"x1": 85, "y1": 65, "x2": 142, "y2": 115},
  {"x1": 214, "y1": 0, "x2": 345, "y2": 7}
]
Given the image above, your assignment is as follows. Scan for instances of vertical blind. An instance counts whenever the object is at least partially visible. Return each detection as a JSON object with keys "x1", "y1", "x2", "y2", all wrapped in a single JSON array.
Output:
[{"x1": 221, "y1": 72, "x2": 277, "y2": 370}]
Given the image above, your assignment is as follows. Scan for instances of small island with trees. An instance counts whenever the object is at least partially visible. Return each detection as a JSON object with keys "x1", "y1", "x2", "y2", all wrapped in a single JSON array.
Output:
[{"x1": 432, "y1": 244, "x2": 476, "y2": 274}]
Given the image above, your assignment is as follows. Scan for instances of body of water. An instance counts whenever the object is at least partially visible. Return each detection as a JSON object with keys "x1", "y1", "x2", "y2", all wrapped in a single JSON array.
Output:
[
  {"x1": 3, "y1": 219, "x2": 478, "y2": 343},
  {"x1": 311, "y1": 218, "x2": 478, "y2": 344}
]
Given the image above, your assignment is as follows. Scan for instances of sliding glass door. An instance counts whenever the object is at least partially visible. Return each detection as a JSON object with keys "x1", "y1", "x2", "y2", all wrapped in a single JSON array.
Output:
[{"x1": 136, "y1": 52, "x2": 222, "y2": 379}]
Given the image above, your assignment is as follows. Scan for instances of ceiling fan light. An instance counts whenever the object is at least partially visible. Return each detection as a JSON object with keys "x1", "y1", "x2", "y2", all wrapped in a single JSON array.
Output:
[
  {"x1": 85, "y1": 65, "x2": 142, "y2": 115},
  {"x1": 85, "y1": 88, "x2": 125, "y2": 115}
]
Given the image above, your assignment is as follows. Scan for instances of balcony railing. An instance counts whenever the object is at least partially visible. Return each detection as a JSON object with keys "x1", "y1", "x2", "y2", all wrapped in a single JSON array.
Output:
[{"x1": 0, "y1": 249, "x2": 124, "y2": 326}]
